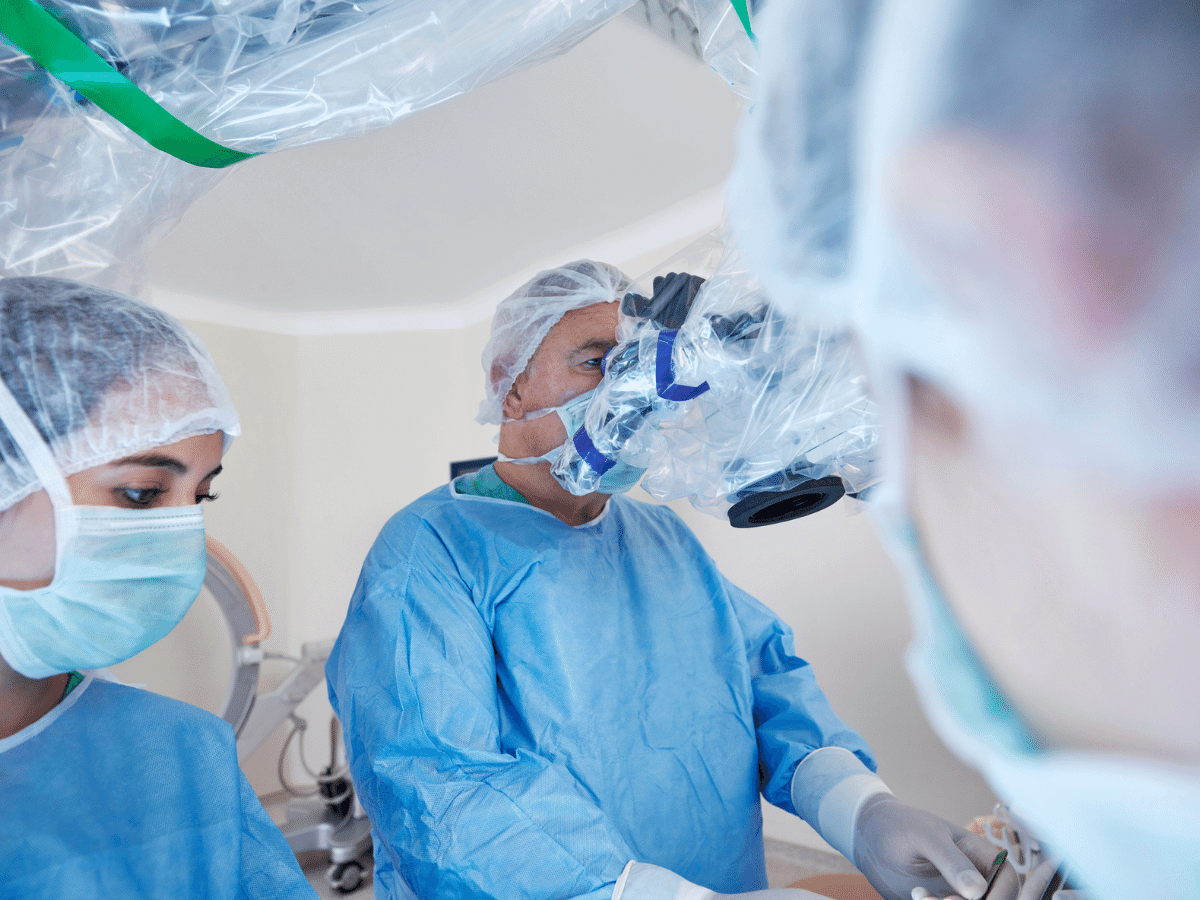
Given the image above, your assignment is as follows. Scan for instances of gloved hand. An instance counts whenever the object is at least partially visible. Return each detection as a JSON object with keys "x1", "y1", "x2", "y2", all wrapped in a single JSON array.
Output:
[
  {"x1": 853, "y1": 796, "x2": 1020, "y2": 900},
  {"x1": 1016, "y1": 859, "x2": 1088, "y2": 900},
  {"x1": 612, "y1": 861, "x2": 828, "y2": 900},
  {"x1": 621, "y1": 271, "x2": 707, "y2": 329}
]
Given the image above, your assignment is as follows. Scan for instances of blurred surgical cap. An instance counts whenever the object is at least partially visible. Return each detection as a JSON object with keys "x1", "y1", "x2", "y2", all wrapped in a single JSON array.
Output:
[
  {"x1": 0, "y1": 277, "x2": 240, "y2": 512},
  {"x1": 477, "y1": 260, "x2": 631, "y2": 425},
  {"x1": 729, "y1": 0, "x2": 1200, "y2": 483}
]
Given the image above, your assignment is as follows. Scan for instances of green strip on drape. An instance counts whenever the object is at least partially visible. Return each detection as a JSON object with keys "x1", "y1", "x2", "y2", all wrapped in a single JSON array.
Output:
[
  {"x1": 729, "y1": 0, "x2": 755, "y2": 41},
  {"x1": 0, "y1": 0, "x2": 257, "y2": 168}
]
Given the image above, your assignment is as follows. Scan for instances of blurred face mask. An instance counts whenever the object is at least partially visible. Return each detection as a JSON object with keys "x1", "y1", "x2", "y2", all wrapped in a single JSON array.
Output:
[
  {"x1": 873, "y1": 502, "x2": 1200, "y2": 900},
  {"x1": 500, "y1": 388, "x2": 646, "y2": 493},
  {"x1": 0, "y1": 379, "x2": 207, "y2": 679}
]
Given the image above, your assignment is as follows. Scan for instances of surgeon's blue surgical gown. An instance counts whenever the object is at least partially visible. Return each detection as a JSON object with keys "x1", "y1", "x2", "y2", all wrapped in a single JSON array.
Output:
[
  {"x1": 0, "y1": 673, "x2": 315, "y2": 899},
  {"x1": 327, "y1": 471, "x2": 874, "y2": 900}
]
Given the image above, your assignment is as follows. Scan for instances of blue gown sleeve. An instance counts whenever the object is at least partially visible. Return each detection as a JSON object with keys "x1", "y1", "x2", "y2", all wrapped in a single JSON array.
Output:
[
  {"x1": 723, "y1": 576, "x2": 877, "y2": 815},
  {"x1": 236, "y1": 769, "x2": 318, "y2": 900},
  {"x1": 327, "y1": 513, "x2": 635, "y2": 900}
]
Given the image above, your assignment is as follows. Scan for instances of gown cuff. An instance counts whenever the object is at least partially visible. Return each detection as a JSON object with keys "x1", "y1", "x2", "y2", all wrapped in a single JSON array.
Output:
[
  {"x1": 612, "y1": 861, "x2": 716, "y2": 900},
  {"x1": 790, "y1": 746, "x2": 892, "y2": 864}
]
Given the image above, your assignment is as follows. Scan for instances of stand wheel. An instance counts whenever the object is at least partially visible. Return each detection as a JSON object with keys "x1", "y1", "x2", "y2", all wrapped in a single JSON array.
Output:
[{"x1": 327, "y1": 860, "x2": 365, "y2": 894}]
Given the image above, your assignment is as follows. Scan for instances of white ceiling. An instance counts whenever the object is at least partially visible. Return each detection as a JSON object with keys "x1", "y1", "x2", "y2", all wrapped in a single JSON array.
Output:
[{"x1": 149, "y1": 14, "x2": 743, "y2": 334}]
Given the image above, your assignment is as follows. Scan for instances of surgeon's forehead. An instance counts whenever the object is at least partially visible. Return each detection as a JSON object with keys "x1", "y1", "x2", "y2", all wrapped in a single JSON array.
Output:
[{"x1": 538, "y1": 302, "x2": 619, "y2": 356}]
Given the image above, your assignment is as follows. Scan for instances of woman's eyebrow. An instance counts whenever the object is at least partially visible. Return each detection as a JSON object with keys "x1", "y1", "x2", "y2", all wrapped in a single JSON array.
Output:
[{"x1": 111, "y1": 453, "x2": 188, "y2": 474}]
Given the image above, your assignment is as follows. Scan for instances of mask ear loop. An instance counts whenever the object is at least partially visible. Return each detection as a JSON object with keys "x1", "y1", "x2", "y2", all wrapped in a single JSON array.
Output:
[
  {"x1": 497, "y1": 388, "x2": 600, "y2": 461},
  {"x1": 0, "y1": 377, "x2": 74, "y2": 573},
  {"x1": 500, "y1": 406, "x2": 559, "y2": 424}
]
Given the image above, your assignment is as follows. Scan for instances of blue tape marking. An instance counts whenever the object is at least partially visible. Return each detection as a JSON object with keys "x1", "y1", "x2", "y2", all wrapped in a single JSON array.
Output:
[
  {"x1": 572, "y1": 427, "x2": 617, "y2": 475},
  {"x1": 655, "y1": 330, "x2": 710, "y2": 401}
]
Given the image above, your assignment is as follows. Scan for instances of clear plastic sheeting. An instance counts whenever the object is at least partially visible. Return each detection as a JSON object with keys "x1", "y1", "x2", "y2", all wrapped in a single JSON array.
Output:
[
  {"x1": 630, "y1": 0, "x2": 758, "y2": 98},
  {"x1": 681, "y1": 0, "x2": 758, "y2": 98},
  {"x1": 553, "y1": 228, "x2": 880, "y2": 520},
  {"x1": 0, "y1": 0, "x2": 635, "y2": 293}
]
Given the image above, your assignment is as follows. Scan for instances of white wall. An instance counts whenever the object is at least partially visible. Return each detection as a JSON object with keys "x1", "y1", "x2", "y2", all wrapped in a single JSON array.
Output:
[{"x1": 117, "y1": 307, "x2": 999, "y2": 853}]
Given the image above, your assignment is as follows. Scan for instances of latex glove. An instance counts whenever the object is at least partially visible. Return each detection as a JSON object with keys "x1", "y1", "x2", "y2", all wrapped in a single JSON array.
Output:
[
  {"x1": 620, "y1": 272, "x2": 706, "y2": 329},
  {"x1": 853, "y1": 796, "x2": 1020, "y2": 900},
  {"x1": 1016, "y1": 860, "x2": 1088, "y2": 900},
  {"x1": 611, "y1": 861, "x2": 828, "y2": 900}
]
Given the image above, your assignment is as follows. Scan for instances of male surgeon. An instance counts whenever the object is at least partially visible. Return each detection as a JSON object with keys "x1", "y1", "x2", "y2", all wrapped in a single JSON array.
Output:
[{"x1": 328, "y1": 260, "x2": 1016, "y2": 900}]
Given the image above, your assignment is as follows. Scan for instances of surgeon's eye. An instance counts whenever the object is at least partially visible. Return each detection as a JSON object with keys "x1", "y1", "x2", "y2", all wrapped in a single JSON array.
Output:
[
  {"x1": 118, "y1": 487, "x2": 163, "y2": 507},
  {"x1": 196, "y1": 491, "x2": 220, "y2": 504}
]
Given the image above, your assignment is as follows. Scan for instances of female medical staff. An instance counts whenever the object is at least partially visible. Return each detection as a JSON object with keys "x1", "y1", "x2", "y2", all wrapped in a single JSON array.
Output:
[
  {"x1": 0, "y1": 276, "x2": 316, "y2": 899},
  {"x1": 729, "y1": 1, "x2": 1200, "y2": 898}
]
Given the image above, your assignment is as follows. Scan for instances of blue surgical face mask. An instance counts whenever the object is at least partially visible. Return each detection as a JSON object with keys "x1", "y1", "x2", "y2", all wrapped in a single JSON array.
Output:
[
  {"x1": 874, "y1": 505, "x2": 1200, "y2": 900},
  {"x1": 0, "y1": 379, "x2": 208, "y2": 679},
  {"x1": 500, "y1": 388, "x2": 648, "y2": 494}
]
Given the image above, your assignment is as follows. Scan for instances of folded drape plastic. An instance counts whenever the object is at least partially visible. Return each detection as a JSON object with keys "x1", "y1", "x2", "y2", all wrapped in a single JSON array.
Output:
[{"x1": 668, "y1": 0, "x2": 758, "y2": 98}]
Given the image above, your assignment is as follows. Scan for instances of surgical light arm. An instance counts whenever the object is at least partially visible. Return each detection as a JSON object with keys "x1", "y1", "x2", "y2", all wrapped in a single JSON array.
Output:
[
  {"x1": 235, "y1": 639, "x2": 335, "y2": 764},
  {"x1": 202, "y1": 536, "x2": 333, "y2": 763},
  {"x1": 203, "y1": 537, "x2": 372, "y2": 891}
]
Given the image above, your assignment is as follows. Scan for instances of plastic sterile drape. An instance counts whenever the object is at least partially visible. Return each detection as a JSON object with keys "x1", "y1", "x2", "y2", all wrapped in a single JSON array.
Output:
[
  {"x1": 672, "y1": 0, "x2": 757, "y2": 98},
  {"x1": 0, "y1": 0, "x2": 637, "y2": 292},
  {"x1": 553, "y1": 227, "x2": 881, "y2": 521},
  {"x1": 4, "y1": 0, "x2": 880, "y2": 524}
]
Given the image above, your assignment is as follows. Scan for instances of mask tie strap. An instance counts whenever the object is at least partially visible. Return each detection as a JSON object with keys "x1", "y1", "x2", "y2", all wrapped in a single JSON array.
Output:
[
  {"x1": 495, "y1": 449, "x2": 560, "y2": 466},
  {"x1": 0, "y1": 378, "x2": 73, "y2": 508},
  {"x1": 501, "y1": 406, "x2": 558, "y2": 424}
]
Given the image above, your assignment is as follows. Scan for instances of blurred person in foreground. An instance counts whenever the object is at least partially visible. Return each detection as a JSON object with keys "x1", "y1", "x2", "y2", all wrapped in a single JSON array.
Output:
[{"x1": 729, "y1": 2, "x2": 1200, "y2": 898}]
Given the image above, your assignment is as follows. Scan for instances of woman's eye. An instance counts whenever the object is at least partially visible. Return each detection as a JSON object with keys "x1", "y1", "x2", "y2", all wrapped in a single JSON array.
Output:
[
  {"x1": 196, "y1": 492, "x2": 220, "y2": 504},
  {"x1": 119, "y1": 487, "x2": 162, "y2": 506}
]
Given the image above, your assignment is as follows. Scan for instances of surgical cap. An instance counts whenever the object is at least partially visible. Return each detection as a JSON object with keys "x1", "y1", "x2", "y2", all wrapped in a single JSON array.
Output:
[
  {"x1": 0, "y1": 277, "x2": 240, "y2": 512},
  {"x1": 729, "y1": 0, "x2": 1200, "y2": 484},
  {"x1": 477, "y1": 260, "x2": 632, "y2": 425}
]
